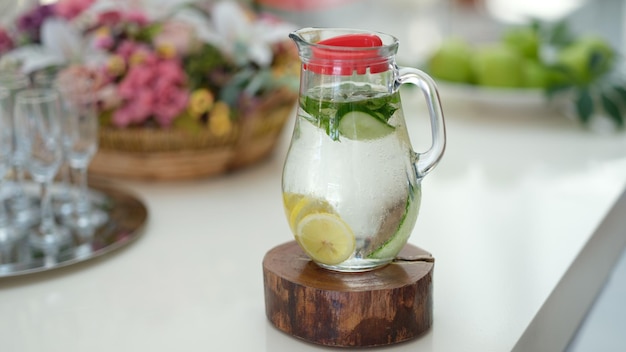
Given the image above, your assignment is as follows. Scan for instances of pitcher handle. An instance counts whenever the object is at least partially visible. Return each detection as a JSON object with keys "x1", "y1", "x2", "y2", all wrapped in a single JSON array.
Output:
[{"x1": 397, "y1": 67, "x2": 446, "y2": 178}]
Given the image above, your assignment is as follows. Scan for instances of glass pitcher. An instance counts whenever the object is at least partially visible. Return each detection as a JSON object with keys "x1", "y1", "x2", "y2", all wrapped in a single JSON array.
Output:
[{"x1": 282, "y1": 28, "x2": 446, "y2": 272}]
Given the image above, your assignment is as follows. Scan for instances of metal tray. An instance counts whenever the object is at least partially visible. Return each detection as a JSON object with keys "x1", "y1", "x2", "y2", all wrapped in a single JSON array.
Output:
[{"x1": 0, "y1": 181, "x2": 148, "y2": 278}]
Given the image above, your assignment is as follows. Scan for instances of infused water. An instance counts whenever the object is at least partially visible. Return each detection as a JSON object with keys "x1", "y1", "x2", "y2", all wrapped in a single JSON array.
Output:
[{"x1": 282, "y1": 83, "x2": 421, "y2": 271}]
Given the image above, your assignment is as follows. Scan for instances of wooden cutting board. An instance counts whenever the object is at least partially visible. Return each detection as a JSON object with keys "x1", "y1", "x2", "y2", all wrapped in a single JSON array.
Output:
[{"x1": 263, "y1": 241, "x2": 434, "y2": 347}]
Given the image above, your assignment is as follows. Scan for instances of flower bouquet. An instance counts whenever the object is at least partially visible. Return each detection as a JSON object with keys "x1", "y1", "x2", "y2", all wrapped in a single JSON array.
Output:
[{"x1": 0, "y1": 0, "x2": 299, "y2": 180}]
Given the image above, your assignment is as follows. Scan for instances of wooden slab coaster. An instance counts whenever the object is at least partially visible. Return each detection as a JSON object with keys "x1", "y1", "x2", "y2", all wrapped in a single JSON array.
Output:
[{"x1": 263, "y1": 241, "x2": 434, "y2": 347}]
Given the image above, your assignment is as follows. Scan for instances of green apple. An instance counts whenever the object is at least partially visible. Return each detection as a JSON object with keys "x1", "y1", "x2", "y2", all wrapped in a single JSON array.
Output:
[
  {"x1": 502, "y1": 26, "x2": 540, "y2": 60},
  {"x1": 545, "y1": 66, "x2": 570, "y2": 87},
  {"x1": 427, "y1": 37, "x2": 474, "y2": 83},
  {"x1": 523, "y1": 60, "x2": 549, "y2": 88},
  {"x1": 557, "y1": 36, "x2": 615, "y2": 84},
  {"x1": 472, "y1": 44, "x2": 525, "y2": 88}
]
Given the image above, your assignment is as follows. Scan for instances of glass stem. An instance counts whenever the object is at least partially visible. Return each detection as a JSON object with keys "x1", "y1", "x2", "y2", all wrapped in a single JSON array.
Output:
[
  {"x1": 39, "y1": 181, "x2": 55, "y2": 236},
  {"x1": 1, "y1": 187, "x2": 13, "y2": 262},
  {"x1": 12, "y1": 164, "x2": 27, "y2": 198},
  {"x1": 1, "y1": 181, "x2": 12, "y2": 262},
  {"x1": 73, "y1": 166, "x2": 90, "y2": 215},
  {"x1": 58, "y1": 161, "x2": 71, "y2": 197},
  {"x1": 0, "y1": 180, "x2": 8, "y2": 225}
]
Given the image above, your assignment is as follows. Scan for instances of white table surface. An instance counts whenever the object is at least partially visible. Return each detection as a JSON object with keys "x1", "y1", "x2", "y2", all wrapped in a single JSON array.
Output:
[{"x1": 2, "y1": 87, "x2": 626, "y2": 351}]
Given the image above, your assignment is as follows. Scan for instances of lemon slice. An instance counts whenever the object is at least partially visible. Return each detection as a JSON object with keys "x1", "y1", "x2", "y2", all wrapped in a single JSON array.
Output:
[
  {"x1": 338, "y1": 111, "x2": 395, "y2": 141},
  {"x1": 296, "y1": 213, "x2": 356, "y2": 265},
  {"x1": 283, "y1": 192, "x2": 304, "y2": 218},
  {"x1": 287, "y1": 195, "x2": 334, "y2": 232}
]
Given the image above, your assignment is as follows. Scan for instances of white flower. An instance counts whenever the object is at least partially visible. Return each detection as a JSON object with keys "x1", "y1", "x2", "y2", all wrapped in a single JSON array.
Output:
[
  {"x1": 195, "y1": 1, "x2": 296, "y2": 67},
  {"x1": 1, "y1": 17, "x2": 103, "y2": 73}
]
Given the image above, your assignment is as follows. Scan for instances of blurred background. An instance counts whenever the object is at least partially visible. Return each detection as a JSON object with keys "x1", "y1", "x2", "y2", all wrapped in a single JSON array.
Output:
[
  {"x1": 0, "y1": 0, "x2": 623, "y2": 350},
  {"x1": 3, "y1": 0, "x2": 624, "y2": 63},
  {"x1": 255, "y1": 0, "x2": 625, "y2": 65}
]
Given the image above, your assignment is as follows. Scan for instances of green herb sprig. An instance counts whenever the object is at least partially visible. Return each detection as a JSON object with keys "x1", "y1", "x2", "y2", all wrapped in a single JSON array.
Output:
[
  {"x1": 538, "y1": 20, "x2": 626, "y2": 127},
  {"x1": 300, "y1": 84, "x2": 400, "y2": 141}
]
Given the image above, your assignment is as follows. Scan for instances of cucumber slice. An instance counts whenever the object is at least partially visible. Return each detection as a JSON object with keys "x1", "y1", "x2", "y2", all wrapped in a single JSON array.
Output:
[
  {"x1": 368, "y1": 185, "x2": 421, "y2": 260},
  {"x1": 338, "y1": 111, "x2": 395, "y2": 141}
]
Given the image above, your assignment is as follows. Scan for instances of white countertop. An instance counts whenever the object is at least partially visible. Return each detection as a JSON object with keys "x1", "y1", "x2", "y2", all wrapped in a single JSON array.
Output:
[
  {"x1": 2, "y1": 88, "x2": 626, "y2": 351},
  {"x1": 3, "y1": 0, "x2": 626, "y2": 349}
]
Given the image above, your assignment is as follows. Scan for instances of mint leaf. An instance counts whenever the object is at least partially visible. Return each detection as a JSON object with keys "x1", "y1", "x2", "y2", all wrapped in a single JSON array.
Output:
[
  {"x1": 300, "y1": 85, "x2": 399, "y2": 141},
  {"x1": 576, "y1": 89, "x2": 594, "y2": 124},
  {"x1": 600, "y1": 93, "x2": 623, "y2": 127},
  {"x1": 614, "y1": 86, "x2": 626, "y2": 103}
]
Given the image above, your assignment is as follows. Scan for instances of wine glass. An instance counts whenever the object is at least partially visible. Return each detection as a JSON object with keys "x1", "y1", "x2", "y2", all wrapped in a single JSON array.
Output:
[
  {"x1": 0, "y1": 71, "x2": 39, "y2": 228},
  {"x1": 33, "y1": 70, "x2": 73, "y2": 216},
  {"x1": 56, "y1": 81, "x2": 107, "y2": 235},
  {"x1": 14, "y1": 88, "x2": 70, "y2": 255},
  {"x1": 0, "y1": 87, "x2": 25, "y2": 263}
]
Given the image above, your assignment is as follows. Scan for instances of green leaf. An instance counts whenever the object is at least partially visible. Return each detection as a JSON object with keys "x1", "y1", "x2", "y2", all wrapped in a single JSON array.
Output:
[
  {"x1": 546, "y1": 83, "x2": 574, "y2": 99},
  {"x1": 613, "y1": 86, "x2": 626, "y2": 103},
  {"x1": 243, "y1": 69, "x2": 273, "y2": 96},
  {"x1": 134, "y1": 23, "x2": 162, "y2": 42},
  {"x1": 99, "y1": 110, "x2": 113, "y2": 127},
  {"x1": 546, "y1": 19, "x2": 574, "y2": 47},
  {"x1": 576, "y1": 89, "x2": 594, "y2": 124},
  {"x1": 172, "y1": 111, "x2": 202, "y2": 133},
  {"x1": 184, "y1": 44, "x2": 231, "y2": 90},
  {"x1": 545, "y1": 63, "x2": 579, "y2": 87},
  {"x1": 529, "y1": 18, "x2": 541, "y2": 33},
  {"x1": 587, "y1": 49, "x2": 612, "y2": 79},
  {"x1": 600, "y1": 93, "x2": 623, "y2": 127},
  {"x1": 219, "y1": 69, "x2": 255, "y2": 106}
]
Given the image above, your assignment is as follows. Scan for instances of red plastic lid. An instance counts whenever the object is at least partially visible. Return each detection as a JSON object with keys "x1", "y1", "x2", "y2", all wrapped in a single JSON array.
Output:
[{"x1": 305, "y1": 34, "x2": 389, "y2": 75}]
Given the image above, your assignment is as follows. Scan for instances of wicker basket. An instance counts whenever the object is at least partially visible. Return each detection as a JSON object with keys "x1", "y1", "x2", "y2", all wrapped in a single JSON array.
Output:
[{"x1": 89, "y1": 89, "x2": 297, "y2": 181}]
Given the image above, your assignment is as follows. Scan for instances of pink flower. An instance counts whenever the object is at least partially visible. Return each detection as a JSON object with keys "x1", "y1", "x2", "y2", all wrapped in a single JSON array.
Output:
[
  {"x1": 117, "y1": 66, "x2": 150, "y2": 97},
  {"x1": 153, "y1": 21, "x2": 197, "y2": 57},
  {"x1": 94, "y1": 35, "x2": 114, "y2": 50},
  {"x1": 128, "y1": 91, "x2": 153, "y2": 123},
  {"x1": 256, "y1": 0, "x2": 356, "y2": 10},
  {"x1": 0, "y1": 27, "x2": 14, "y2": 54},
  {"x1": 124, "y1": 11, "x2": 148, "y2": 26},
  {"x1": 116, "y1": 40, "x2": 141, "y2": 60},
  {"x1": 93, "y1": 27, "x2": 114, "y2": 50},
  {"x1": 155, "y1": 60, "x2": 185, "y2": 86},
  {"x1": 129, "y1": 46, "x2": 158, "y2": 66},
  {"x1": 112, "y1": 53, "x2": 188, "y2": 128},
  {"x1": 96, "y1": 10, "x2": 124, "y2": 27},
  {"x1": 97, "y1": 84, "x2": 122, "y2": 110},
  {"x1": 55, "y1": 64, "x2": 108, "y2": 106},
  {"x1": 153, "y1": 84, "x2": 188, "y2": 126},
  {"x1": 112, "y1": 88, "x2": 154, "y2": 127},
  {"x1": 116, "y1": 41, "x2": 158, "y2": 66},
  {"x1": 54, "y1": 0, "x2": 95, "y2": 20},
  {"x1": 95, "y1": 9, "x2": 146, "y2": 28}
]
